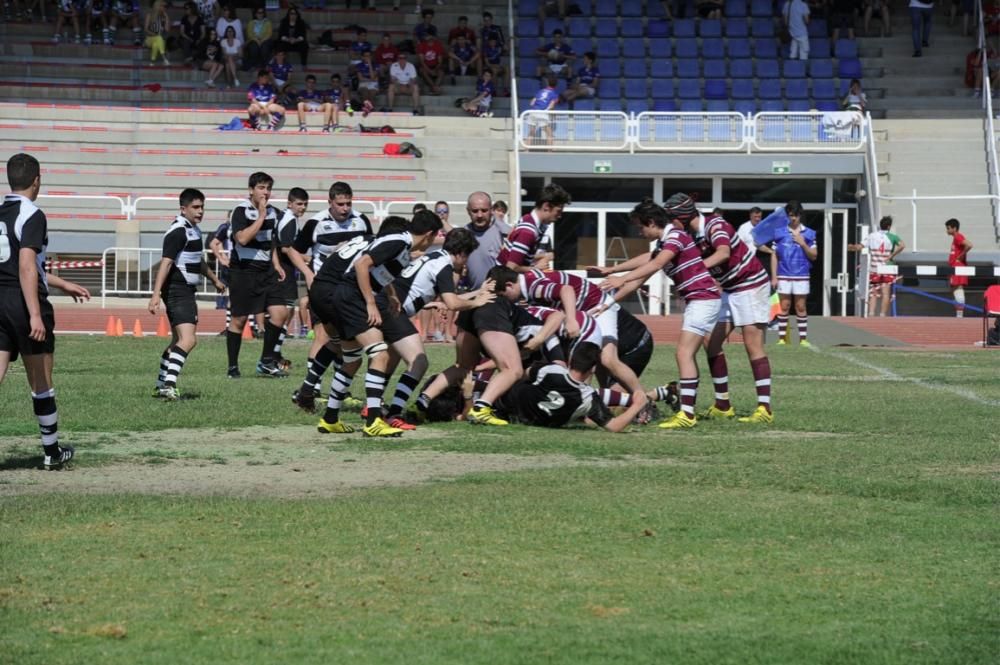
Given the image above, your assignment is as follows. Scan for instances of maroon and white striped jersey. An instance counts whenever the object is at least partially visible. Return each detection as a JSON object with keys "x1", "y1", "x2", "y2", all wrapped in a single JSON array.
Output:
[
  {"x1": 496, "y1": 211, "x2": 548, "y2": 268},
  {"x1": 524, "y1": 305, "x2": 602, "y2": 348},
  {"x1": 519, "y1": 269, "x2": 606, "y2": 312},
  {"x1": 656, "y1": 226, "x2": 721, "y2": 302},
  {"x1": 698, "y1": 214, "x2": 769, "y2": 294}
]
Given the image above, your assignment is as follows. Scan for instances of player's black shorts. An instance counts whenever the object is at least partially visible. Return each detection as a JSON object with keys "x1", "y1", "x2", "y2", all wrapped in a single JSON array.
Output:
[
  {"x1": 457, "y1": 299, "x2": 517, "y2": 336},
  {"x1": 0, "y1": 287, "x2": 55, "y2": 361},
  {"x1": 277, "y1": 265, "x2": 298, "y2": 306},
  {"x1": 375, "y1": 295, "x2": 419, "y2": 344},
  {"x1": 621, "y1": 330, "x2": 653, "y2": 378},
  {"x1": 228, "y1": 267, "x2": 286, "y2": 317},
  {"x1": 310, "y1": 280, "x2": 373, "y2": 341},
  {"x1": 162, "y1": 282, "x2": 198, "y2": 327}
]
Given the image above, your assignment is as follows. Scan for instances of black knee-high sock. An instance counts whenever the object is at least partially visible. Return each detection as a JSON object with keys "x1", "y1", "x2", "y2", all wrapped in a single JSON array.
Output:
[
  {"x1": 387, "y1": 371, "x2": 421, "y2": 417},
  {"x1": 260, "y1": 322, "x2": 282, "y2": 363},
  {"x1": 32, "y1": 388, "x2": 59, "y2": 456},
  {"x1": 226, "y1": 330, "x2": 242, "y2": 368},
  {"x1": 301, "y1": 344, "x2": 338, "y2": 394},
  {"x1": 157, "y1": 347, "x2": 171, "y2": 386},
  {"x1": 364, "y1": 368, "x2": 388, "y2": 426}
]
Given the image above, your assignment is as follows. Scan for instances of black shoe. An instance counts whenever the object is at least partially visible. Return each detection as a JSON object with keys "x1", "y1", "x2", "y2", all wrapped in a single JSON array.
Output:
[
  {"x1": 922, "y1": 40, "x2": 929, "y2": 47},
  {"x1": 256, "y1": 361, "x2": 289, "y2": 378},
  {"x1": 227, "y1": 366, "x2": 241, "y2": 379},
  {"x1": 43, "y1": 445, "x2": 74, "y2": 470},
  {"x1": 912, "y1": 50, "x2": 921, "y2": 57},
  {"x1": 292, "y1": 388, "x2": 317, "y2": 414}
]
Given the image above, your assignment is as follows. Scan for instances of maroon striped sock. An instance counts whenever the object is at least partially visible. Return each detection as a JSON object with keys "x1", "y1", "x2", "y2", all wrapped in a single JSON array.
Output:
[
  {"x1": 750, "y1": 357, "x2": 772, "y2": 413},
  {"x1": 777, "y1": 315, "x2": 789, "y2": 339},
  {"x1": 797, "y1": 316, "x2": 808, "y2": 341},
  {"x1": 679, "y1": 378, "x2": 698, "y2": 417},
  {"x1": 600, "y1": 389, "x2": 630, "y2": 408},
  {"x1": 707, "y1": 354, "x2": 730, "y2": 410}
]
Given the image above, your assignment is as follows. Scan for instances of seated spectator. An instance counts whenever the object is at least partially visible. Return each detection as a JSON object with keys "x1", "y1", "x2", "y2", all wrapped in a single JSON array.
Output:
[
  {"x1": 388, "y1": 51, "x2": 422, "y2": 113},
  {"x1": 414, "y1": 8, "x2": 437, "y2": 42},
  {"x1": 448, "y1": 15, "x2": 476, "y2": 46},
  {"x1": 350, "y1": 28, "x2": 372, "y2": 65},
  {"x1": 374, "y1": 32, "x2": 400, "y2": 79},
  {"x1": 526, "y1": 75, "x2": 560, "y2": 146},
  {"x1": 972, "y1": 48, "x2": 999, "y2": 97},
  {"x1": 143, "y1": 0, "x2": 170, "y2": 65},
  {"x1": 535, "y1": 29, "x2": 575, "y2": 80},
  {"x1": 247, "y1": 69, "x2": 285, "y2": 131},
  {"x1": 85, "y1": 0, "x2": 112, "y2": 45},
  {"x1": 17, "y1": 0, "x2": 49, "y2": 22},
  {"x1": 201, "y1": 27, "x2": 224, "y2": 86},
  {"x1": 178, "y1": 2, "x2": 205, "y2": 63},
  {"x1": 417, "y1": 31, "x2": 446, "y2": 95},
  {"x1": 829, "y1": 0, "x2": 856, "y2": 41},
  {"x1": 842, "y1": 78, "x2": 868, "y2": 109},
  {"x1": 193, "y1": 0, "x2": 218, "y2": 24},
  {"x1": 449, "y1": 33, "x2": 479, "y2": 79},
  {"x1": 561, "y1": 51, "x2": 599, "y2": 106},
  {"x1": 461, "y1": 69, "x2": 495, "y2": 117},
  {"x1": 481, "y1": 34, "x2": 507, "y2": 94},
  {"x1": 324, "y1": 73, "x2": 350, "y2": 127},
  {"x1": 277, "y1": 6, "x2": 309, "y2": 66},
  {"x1": 862, "y1": 0, "x2": 890, "y2": 35},
  {"x1": 220, "y1": 24, "x2": 243, "y2": 86},
  {"x1": 267, "y1": 49, "x2": 292, "y2": 90},
  {"x1": 109, "y1": 0, "x2": 142, "y2": 45},
  {"x1": 695, "y1": 0, "x2": 722, "y2": 19},
  {"x1": 356, "y1": 49, "x2": 380, "y2": 113},
  {"x1": 215, "y1": 4, "x2": 242, "y2": 42},
  {"x1": 296, "y1": 74, "x2": 334, "y2": 132},
  {"x1": 53, "y1": 0, "x2": 83, "y2": 43},
  {"x1": 479, "y1": 11, "x2": 504, "y2": 48},
  {"x1": 243, "y1": 6, "x2": 273, "y2": 72}
]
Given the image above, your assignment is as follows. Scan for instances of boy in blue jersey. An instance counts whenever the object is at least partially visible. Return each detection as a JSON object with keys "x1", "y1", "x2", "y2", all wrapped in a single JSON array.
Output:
[
  {"x1": 449, "y1": 33, "x2": 478, "y2": 79},
  {"x1": 349, "y1": 28, "x2": 372, "y2": 66},
  {"x1": 324, "y1": 74, "x2": 349, "y2": 128},
  {"x1": 296, "y1": 74, "x2": 333, "y2": 132},
  {"x1": 461, "y1": 69, "x2": 495, "y2": 116},
  {"x1": 247, "y1": 69, "x2": 285, "y2": 131},
  {"x1": 535, "y1": 29, "x2": 575, "y2": 80},
  {"x1": 562, "y1": 51, "x2": 599, "y2": 106},
  {"x1": 526, "y1": 75, "x2": 560, "y2": 146},
  {"x1": 481, "y1": 35, "x2": 506, "y2": 92},
  {"x1": 769, "y1": 200, "x2": 818, "y2": 346}
]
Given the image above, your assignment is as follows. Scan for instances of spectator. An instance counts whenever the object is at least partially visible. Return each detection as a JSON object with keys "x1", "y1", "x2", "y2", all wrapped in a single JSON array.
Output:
[
  {"x1": 770, "y1": 200, "x2": 817, "y2": 345},
  {"x1": 842, "y1": 78, "x2": 868, "y2": 110},
  {"x1": 350, "y1": 28, "x2": 372, "y2": 65},
  {"x1": 417, "y1": 31, "x2": 445, "y2": 95},
  {"x1": 848, "y1": 215, "x2": 904, "y2": 317},
  {"x1": 296, "y1": 74, "x2": 333, "y2": 132},
  {"x1": 479, "y1": 11, "x2": 504, "y2": 48},
  {"x1": 783, "y1": 0, "x2": 811, "y2": 61},
  {"x1": 909, "y1": 0, "x2": 933, "y2": 57},
  {"x1": 178, "y1": 2, "x2": 205, "y2": 64},
  {"x1": 143, "y1": 0, "x2": 170, "y2": 65},
  {"x1": 481, "y1": 34, "x2": 507, "y2": 94},
  {"x1": 355, "y1": 49, "x2": 380, "y2": 112},
  {"x1": 324, "y1": 73, "x2": 349, "y2": 127},
  {"x1": 526, "y1": 75, "x2": 560, "y2": 146},
  {"x1": 388, "y1": 51, "x2": 421, "y2": 113},
  {"x1": 461, "y1": 69, "x2": 495, "y2": 116},
  {"x1": 201, "y1": 27, "x2": 224, "y2": 86},
  {"x1": 193, "y1": 0, "x2": 217, "y2": 24},
  {"x1": 414, "y1": 8, "x2": 437, "y2": 42},
  {"x1": 277, "y1": 6, "x2": 309, "y2": 66},
  {"x1": 85, "y1": 0, "x2": 111, "y2": 45},
  {"x1": 561, "y1": 51, "x2": 599, "y2": 106},
  {"x1": 972, "y1": 47, "x2": 999, "y2": 97},
  {"x1": 53, "y1": 0, "x2": 83, "y2": 43},
  {"x1": 109, "y1": 0, "x2": 142, "y2": 45},
  {"x1": 447, "y1": 14, "x2": 476, "y2": 46},
  {"x1": 17, "y1": 0, "x2": 49, "y2": 22},
  {"x1": 952, "y1": 0, "x2": 974, "y2": 37},
  {"x1": 449, "y1": 33, "x2": 478, "y2": 79},
  {"x1": 830, "y1": 0, "x2": 856, "y2": 41},
  {"x1": 737, "y1": 207, "x2": 774, "y2": 264},
  {"x1": 696, "y1": 0, "x2": 722, "y2": 19},
  {"x1": 863, "y1": 0, "x2": 890, "y2": 37},
  {"x1": 374, "y1": 32, "x2": 400, "y2": 78},
  {"x1": 247, "y1": 68, "x2": 285, "y2": 131},
  {"x1": 243, "y1": 6, "x2": 273, "y2": 72},
  {"x1": 267, "y1": 49, "x2": 292, "y2": 90},
  {"x1": 945, "y1": 218, "x2": 973, "y2": 317},
  {"x1": 220, "y1": 24, "x2": 243, "y2": 87},
  {"x1": 535, "y1": 29, "x2": 575, "y2": 80},
  {"x1": 491, "y1": 199, "x2": 508, "y2": 226},
  {"x1": 215, "y1": 4, "x2": 242, "y2": 42}
]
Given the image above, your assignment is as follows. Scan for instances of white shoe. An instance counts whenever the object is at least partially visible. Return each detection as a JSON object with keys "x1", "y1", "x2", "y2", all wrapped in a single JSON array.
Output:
[
  {"x1": 162, "y1": 55, "x2": 170, "y2": 65},
  {"x1": 233, "y1": 77, "x2": 240, "y2": 87}
]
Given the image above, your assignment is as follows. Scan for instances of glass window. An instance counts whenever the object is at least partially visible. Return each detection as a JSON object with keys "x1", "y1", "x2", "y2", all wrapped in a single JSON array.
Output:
[
  {"x1": 661, "y1": 178, "x2": 713, "y2": 204},
  {"x1": 553, "y1": 177, "x2": 654, "y2": 203},
  {"x1": 722, "y1": 178, "x2": 826, "y2": 203},
  {"x1": 833, "y1": 178, "x2": 859, "y2": 204}
]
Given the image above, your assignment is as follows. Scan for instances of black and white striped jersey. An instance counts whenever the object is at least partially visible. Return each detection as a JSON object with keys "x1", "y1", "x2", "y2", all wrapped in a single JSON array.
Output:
[
  {"x1": 229, "y1": 200, "x2": 281, "y2": 271},
  {"x1": 0, "y1": 194, "x2": 48, "y2": 296},
  {"x1": 348, "y1": 231, "x2": 413, "y2": 292},
  {"x1": 511, "y1": 364, "x2": 609, "y2": 428},
  {"x1": 313, "y1": 234, "x2": 372, "y2": 287},
  {"x1": 274, "y1": 208, "x2": 299, "y2": 272},
  {"x1": 161, "y1": 215, "x2": 204, "y2": 287},
  {"x1": 293, "y1": 208, "x2": 372, "y2": 273},
  {"x1": 393, "y1": 249, "x2": 457, "y2": 317}
]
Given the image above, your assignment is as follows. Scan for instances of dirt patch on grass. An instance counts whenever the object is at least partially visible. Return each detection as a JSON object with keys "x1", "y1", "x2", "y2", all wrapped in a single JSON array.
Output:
[{"x1": 0, "y1": 426, "x2": 682, "y2": 499}]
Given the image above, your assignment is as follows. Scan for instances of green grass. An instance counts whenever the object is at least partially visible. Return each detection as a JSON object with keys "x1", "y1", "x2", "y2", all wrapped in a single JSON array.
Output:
[{"x1": 1, "y1": 338, "x2": 998, "y2": 664}]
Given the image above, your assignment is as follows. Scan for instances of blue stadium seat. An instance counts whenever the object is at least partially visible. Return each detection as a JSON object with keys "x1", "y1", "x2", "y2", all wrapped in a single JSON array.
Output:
[
  {"x1": 815, "y1": 100, "x2": 839, "y2": 111},
  {"x1": 725, "y1": 18, "x2": 749, "y2": 37},
  {"x1": 648, "y1": 37, "x2": 671, "y2": 58},
  {"x1": 598, "y1": 98, "x2": 625, "y2": 111},
  {"x1": 517, "y1": 19, "x2": 540, "y2": 38},
  {"x1": 601, "y1": 59, "x2": 623, "y2": 77},
  {"x1": 751, "y1": 0, "x2": 771, "y2": 16},
  {"x1": 595, "y1": 0, "x2": 617, "y2": 17},
  {"x1": 518, "y1": 37, "x2": 540, "y2": 54},
  {"x1": 834, "y1": 39, "x2": 858, "y2": 58},
  {"x1": 839, "y1": 79, "x2": 854, "y2": 96},
  {"x1": 702, "y1": 40, "x2": 725, "y2": 59},
  {"x1": 787, "y1": 99, "x2": 812, "y2": 112},
  {"x1": 725, "y1": 0, "x2": 748, "y2": 17},
  {"x1": 754, "y1": 40, "x2": 778, "y2": 58},
  {"x1": 785, "y1": 79, "x2": 809, "y2": 100},
  {"x1": 595, "y1": 21, "x2": 617, "y2": 37},
  {"x1": 730, "y1": 59, "x2": 753, "y2": 78},
  {"x1": 574, "y1": 98, "x2": 597, "y2": 111},
  {"x1": 675, "y1": 38, "x2": 699, "y2": 58},
  {"x1": 760, "y1": 100, "x2": 785, "y2": 112},
  {"x1": 621, "y1": 19, "x2": 644, "y2": 37},
  {"x1": 809, "y1": 18, "x2": 828, "y2": 37},
  {"x1": 734, "y1": 100, "x2": 756, "y2": 115},
  {"x1": 727, "y1": 38, "x2": 752, "y2": 58},
  {"x1": 647, "y1": 0, "x2": 667, "y2": 17},
  {"x1": 575, "y1": 0, "x2": 593, "y2": 14},
  {"x1": 704, "y1": 60, "x2": 727, "y2": 78},
  {"x1": 598, "y1": 78, "x2": 621, "y2": 97},
  {"x1": 567, "y1": 17, "x2": 590, "y2": 36},
  {"x1": 704, "y1": 80, "x2": 728, "y2": 100},
  {"x1": 812, "y1": 79, "x2": 835, "y2": 100},
  {"x1": 652, "y1": 99, "x2": 677, "y2": 112},
  {"x1": 678, "y1": 79, "x2": 701, "y2": 99},
  {"x1": 650, "y1": 60, "x2": 674, "y2": 78},
  {"x1": 596, "y1": 39, "x2": 619, "y2": 57},
  {"x1": 570, "y1": 38, "x2": 592, "y2": 54},
  {"x1": 680, "y1": 100, "x2": 704, "y2": 112},
  {"x1": 518, "y1": 59, "x2": 539, "y2": 78},
  {"x1": 783, "y1": 60, "x2": 807, "y2": 78},
  {"x1": 838, "y1": 58, "x2": 863, "y2": 79},
  {"x1": 520, "y1": 79, "x2": 540, "y2": 98},
  {"x1": 623, "y1": 59, "x2": 647, "y2": 78},
  {"x1": 673, "y1": 19, "x2": 697, "y2": 38},
  {"x1": 622, "y1": 40, "x2": 645, "y2": 57},
  {"x1": 751, "y1": 18, "x2": 775, "y2": 37},
  {"x1": 647, "y1": 20, "x2": 670, "y2": 37},
  {"x1": 811, "y1": 38, "x2": 831, "y2": 56},
  {"x1": 542, "y1": 18, "x2": 565, "y2": 36},
  {"x1": 623, "y1": 100, "x2": 645, "y2": 115},
  {"x1": 759, "y1": 79, "x2": 782, "y2": 100},
  {"x1": 700, "y1": 19, "x2": 722, "y2": 37},
  {"x1": 622, "y1": 0, "x2": 644, "y2": 16},
  {"x1": 707, "y1": 99, "x2": 730, "y2": 112},
  {"x1": 809, "y1": 59, "x2": 834, "y2": 78},
  {"x1": 677, "y1": 59, "x2": 700, "y2": 78},
  {"x1": 652, "y1": 79, "x2": 675, "y2": 99},
  {"x1": 519, "y1": 0, "x2": 539, "y2": 17},
  {"x1": 755, "y1": 59, "x2": 779, "y2": 79},
  {"x1": 732, "y1": 79, "x2": 755, "y2": 99}
]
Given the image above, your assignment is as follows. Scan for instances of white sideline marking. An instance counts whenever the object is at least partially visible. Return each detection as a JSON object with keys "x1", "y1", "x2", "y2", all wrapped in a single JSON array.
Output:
[{"x1": 809, "y1": 347, "x2": 1000, "y2": 408}]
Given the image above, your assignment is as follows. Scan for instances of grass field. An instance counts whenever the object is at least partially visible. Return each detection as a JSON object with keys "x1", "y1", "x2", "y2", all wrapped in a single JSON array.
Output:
[{"x1": 1, "y1": 337, "x2": 997, "y2": 664}]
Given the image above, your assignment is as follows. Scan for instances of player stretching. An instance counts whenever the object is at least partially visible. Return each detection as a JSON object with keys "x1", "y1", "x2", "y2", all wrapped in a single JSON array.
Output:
[
  {"x1": 496, "y1": 183, "x2": 571, "y2": 273},
  {"x1": 600, "y1": 197, "x2": 721, "y2": 429},
  {"x1": 0, "y1": 153, "x2": 91, "y2": 469},
  {"x1": 770, "y1": 201, "x2": 817, "y2": 346},
  {"x1": 147, "y1": 188, "x2": 226, "y2": 400},
  {"x1": 689, "y1": 206, "x2": 774, "y2": 424}
]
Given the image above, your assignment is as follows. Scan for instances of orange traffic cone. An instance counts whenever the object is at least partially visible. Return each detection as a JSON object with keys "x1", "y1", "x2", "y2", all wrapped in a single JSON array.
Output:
[
  {"x1": 114, "y1": 317, "x2": 124, "y2": 337},
  {"x1": 241, "y1": 321, "x2": 253, "y2": 339},
  {"x1": 105, "y1": 316, "x2": 118, "y2": 337},
  {"x1": 132, "y1": 319, "x2": 144, "y2": 337},
  {"x1": 156, "y1": 315, "x2": 170, "y2": 337}
]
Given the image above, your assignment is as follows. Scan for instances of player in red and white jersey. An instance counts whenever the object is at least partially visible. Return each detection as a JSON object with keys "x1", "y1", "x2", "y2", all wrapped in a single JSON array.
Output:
[
  {"x1": 597, "y1": 196, "x2": 721, "y2": 430},
  {"x1": 524, "y1": 304, "x2": 602, "y2": 351},
  {"x1": 690, "y1": 210, "x2": 774, "y2": 425},
  {"x1": 496, "y1": 183, "x2": 571, "y2": 272}
]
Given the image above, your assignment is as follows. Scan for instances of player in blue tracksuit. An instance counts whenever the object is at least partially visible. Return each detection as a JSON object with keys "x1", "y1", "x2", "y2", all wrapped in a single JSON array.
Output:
[
  {"x1": 770, "y1": 200, "x2": 818, "y2": 346},
  {"x1": 526, "y1": 75, "x2": 560, "y2": 146}
]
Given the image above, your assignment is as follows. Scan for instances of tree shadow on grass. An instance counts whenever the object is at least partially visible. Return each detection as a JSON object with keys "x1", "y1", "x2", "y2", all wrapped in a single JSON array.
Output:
[{"x1": 0, "y1": 455, "x2": 44, "y2": 471}]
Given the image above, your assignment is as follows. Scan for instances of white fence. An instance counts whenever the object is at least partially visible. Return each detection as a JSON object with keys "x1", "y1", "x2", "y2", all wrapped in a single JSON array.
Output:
[
  {"x1": 101, "y1": 247, "x2": 226, "y2": 306},
  {"x1": 517, "y1": 111, "x2": 869, "y2": 152}
]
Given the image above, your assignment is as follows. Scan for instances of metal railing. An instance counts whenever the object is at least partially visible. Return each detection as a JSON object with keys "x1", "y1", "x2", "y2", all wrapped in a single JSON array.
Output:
[
  {"x1": 516, "y1": 110, "x2": 869, "y2": 153},
  {"x1": 101, "y1": 247, "x2": 226, "y2": 306},
  {"x1": 874, "y1": 193, "x2": 1000, "y2": 252},
  {"x1": 977, "y1": 0, "x2": 1000, "y2": 242}
]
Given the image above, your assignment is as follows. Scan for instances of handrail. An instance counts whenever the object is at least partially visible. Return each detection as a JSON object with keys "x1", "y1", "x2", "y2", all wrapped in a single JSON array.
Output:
[
  {"x1": 863, "y1": 111, "x2": 881, "y2": 231},
  {"x1": 508, "y1": 0, "x2": 522, "y2": 214},
  {"x1": 875, "y1": 192, "x2": 1000, "y2": 252},
  {"x1": 976, "y1": 0, "x2": 1000, "y2": 242}
]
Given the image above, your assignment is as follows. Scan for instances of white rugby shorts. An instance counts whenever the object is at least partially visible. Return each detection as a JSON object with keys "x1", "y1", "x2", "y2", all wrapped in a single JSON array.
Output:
[
  {"x1": 720, "y1": 283, "x2": 771, "y2": 327},
  {"x1": 681, "y1": 298, "x2": 722, "y2": 337},
  {"x1": 777, "y1": 279, "x2": 810, "y2": 296}
]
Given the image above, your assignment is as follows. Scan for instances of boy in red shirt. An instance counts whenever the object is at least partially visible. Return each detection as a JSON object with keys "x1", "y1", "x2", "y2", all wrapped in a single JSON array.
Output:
[
  {"x1": 945, "y1": 218, "x2": 973, "y2": 317},
  {"x1": 373, "y1": 32, "x2": 399, "y2": 80},
  {"x1": 417, "y1": 32, "x2": 445, "y2": 95}
]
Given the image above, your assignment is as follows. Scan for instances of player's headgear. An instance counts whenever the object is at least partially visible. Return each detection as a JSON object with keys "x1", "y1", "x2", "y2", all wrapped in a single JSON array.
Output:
[{"x1": 663, "y1": 193, "x2": 697, "y2": 225}]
